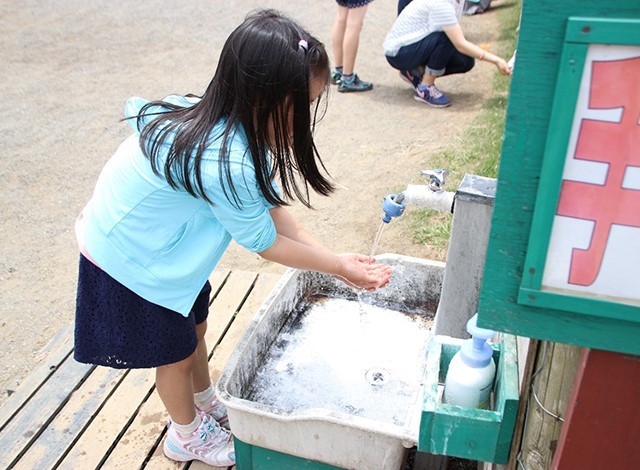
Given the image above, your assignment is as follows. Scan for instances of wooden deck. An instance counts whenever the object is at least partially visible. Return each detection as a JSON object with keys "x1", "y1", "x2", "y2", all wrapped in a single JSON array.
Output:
[{"x1": 0, "y1": 269, "x2": 282, "y2": 470}]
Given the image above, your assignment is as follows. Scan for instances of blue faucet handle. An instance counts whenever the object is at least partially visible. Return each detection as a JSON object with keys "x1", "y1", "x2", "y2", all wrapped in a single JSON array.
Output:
[{"x1": 382, "y1": 194, "x2": 406, "y2": 223}]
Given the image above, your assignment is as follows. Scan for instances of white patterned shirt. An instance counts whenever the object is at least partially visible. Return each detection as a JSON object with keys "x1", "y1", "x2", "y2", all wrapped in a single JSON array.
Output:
[{"x1": 384, "y1": 0, "x2": 464, "y2": 56}]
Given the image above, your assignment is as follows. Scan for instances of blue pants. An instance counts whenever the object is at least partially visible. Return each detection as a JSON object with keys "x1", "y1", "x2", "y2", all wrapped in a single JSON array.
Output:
[
  {"x1": 386, "y1": 31, "x2": 475, "y2": 77},
  {"x1": 397, "y1": 0, "x2": 412, "y2": 15}
]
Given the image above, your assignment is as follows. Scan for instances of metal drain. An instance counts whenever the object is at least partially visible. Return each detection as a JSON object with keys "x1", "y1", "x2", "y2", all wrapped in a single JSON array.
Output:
[{"x1": 365, "y1": 368, "x2": 390, "y2": 386}]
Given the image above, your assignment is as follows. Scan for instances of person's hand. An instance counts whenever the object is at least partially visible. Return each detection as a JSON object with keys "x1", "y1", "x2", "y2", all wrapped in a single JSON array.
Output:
[
  {"x1": 496, "y1": 58, "x2": 512, "y2": 76},
  {"x1": 334, "y1": 253, "x2": 393, "y2": 292}
]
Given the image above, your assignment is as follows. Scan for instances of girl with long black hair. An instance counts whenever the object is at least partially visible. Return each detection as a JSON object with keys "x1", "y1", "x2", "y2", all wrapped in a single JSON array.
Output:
[{"x1": 74, "y1": 9, "x2": 391, "y2": 467}]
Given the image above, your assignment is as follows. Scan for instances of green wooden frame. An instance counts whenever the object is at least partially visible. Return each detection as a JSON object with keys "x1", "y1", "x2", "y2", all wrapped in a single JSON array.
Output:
[
  {"x1": 518, "y1": 17, "x2": 640, "y2": 321},
  {"x1": 419, "y1": 335, "x2": 519, "y2": 464}
]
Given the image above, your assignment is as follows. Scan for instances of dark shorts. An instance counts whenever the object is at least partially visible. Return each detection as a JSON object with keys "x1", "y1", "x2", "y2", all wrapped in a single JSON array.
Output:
[
  {"x1": 74, "y1": 254, "x2": 211, "y2": 369},
  {"x1": 336, "y1": 0, "x2": 373, "y2": 8}
]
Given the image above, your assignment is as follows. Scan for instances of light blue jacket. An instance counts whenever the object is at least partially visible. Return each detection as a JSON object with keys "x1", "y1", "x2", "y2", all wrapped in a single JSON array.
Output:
[{"x1": 80, "y1": 96, "x2": 278, "y2": 316}]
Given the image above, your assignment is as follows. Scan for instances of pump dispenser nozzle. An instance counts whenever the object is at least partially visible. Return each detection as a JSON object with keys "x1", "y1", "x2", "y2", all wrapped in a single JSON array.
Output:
[{"x1": 460, "y1": 314, "x2": 496, "y2": 368}]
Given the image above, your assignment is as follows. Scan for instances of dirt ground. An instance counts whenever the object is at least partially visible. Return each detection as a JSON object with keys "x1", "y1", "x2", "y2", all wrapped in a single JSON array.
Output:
[{"x1": 0, "y1": 0, "x2": 507, "y2": 406}]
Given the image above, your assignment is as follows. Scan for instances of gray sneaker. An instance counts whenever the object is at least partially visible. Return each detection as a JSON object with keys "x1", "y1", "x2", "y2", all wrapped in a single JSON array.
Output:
[
  {"x1": 338, "y1": 74, "x2": 373, "y2": 93},
  {"x1": 331, "y1": 69, "x2": 342, "y2": 85}
]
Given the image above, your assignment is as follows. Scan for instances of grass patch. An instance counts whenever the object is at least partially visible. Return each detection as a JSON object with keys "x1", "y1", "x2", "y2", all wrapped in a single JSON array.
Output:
[
  {"x1": 412, "y1": 209, "x2": 453, "y2": 251},
  {"x1": 407, "y1": 0, "x2": 521, "y2": 257}
]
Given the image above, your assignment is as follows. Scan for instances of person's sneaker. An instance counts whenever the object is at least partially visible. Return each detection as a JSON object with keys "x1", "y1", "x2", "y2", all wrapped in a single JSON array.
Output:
[
  {"x1": 197, "y1": 394, "x2": 230, "y2": 430},
  {"x1": 163, "y1": 413, "x2": 235, "y2": 467},
  {"x1": 399, "y1": 69, "x2": 422, "y2": 88},
  {"x1": 338, "y1": 74, "x2": 373, "y2": 92},
  {"x1": 331, "y1": 69, "x2": 342, "y2": 85},
  {"x1": 414, "y1": 84, "x2": 450, "y2": 107}
]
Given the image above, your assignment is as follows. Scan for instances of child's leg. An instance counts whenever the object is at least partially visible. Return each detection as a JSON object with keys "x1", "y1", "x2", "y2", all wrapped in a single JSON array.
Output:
[
  {"x1": 160, "y1": 321, "x2": 235, "y2": 467},
  {"x1": 341, "y1": 5, "x2": 369, "y2": 75},
  {"x1": 191, "y1": 320, "x2": 230, "y2": 429},
  {"x1": 156, "y1": 299, "x2": 211, "y2": 425},
  {"x1": 192, "y1": 320, "x2": 211, "y2": 393},
  {"x1": 156, "y1": 352, "x2": 197, "y2": 425},
  {"x1": 331, "y1": 5, "x2": 349, "y2": 69}
]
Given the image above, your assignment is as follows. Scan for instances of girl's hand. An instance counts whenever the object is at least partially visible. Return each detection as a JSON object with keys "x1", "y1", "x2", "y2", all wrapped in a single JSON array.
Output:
[
  {"x1": 334, "y1": 253, "x2": 393, "y2": 292},
  {"x1": 496, "y1": 58, "x2": 512, "y2": 76}
]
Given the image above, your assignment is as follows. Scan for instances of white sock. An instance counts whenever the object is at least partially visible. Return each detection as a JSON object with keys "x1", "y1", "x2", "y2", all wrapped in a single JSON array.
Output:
[
  {"x1": 172, "y1": 413, "x2": 201, "y2": 436},
  {"x1": 194, "y1": 384, "x2": 216, "y2": 411}
]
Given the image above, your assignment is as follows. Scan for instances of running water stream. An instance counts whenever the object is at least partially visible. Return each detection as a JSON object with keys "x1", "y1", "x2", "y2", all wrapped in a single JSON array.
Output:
[
  {"x1": 356, "y1": 220, "x2": 388, "y2": 312},
  {"x1": 369, "y1": 221, "x2": 387, "y2": 263}
]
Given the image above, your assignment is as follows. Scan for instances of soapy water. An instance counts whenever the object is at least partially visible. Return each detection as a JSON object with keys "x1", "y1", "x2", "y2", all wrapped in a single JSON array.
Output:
[
  {"x1": 246, "y1": 296, "x2": 434, "y2": 426},
  {"x1": 356, "y1": 264, "x2": 439, "y2": 316}
]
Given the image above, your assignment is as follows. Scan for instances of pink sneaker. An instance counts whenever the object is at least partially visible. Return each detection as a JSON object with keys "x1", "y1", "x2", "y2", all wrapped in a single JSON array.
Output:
[
  {"x1": 197, "y1": 394, "x2": 230, "y2": 430},
  {"x1": 163, "y1": 413, "x2": 235, "y2": 467}
]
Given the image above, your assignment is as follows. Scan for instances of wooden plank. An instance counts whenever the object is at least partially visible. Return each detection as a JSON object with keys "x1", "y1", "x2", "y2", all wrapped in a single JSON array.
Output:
[
  {"x1": 204, "y1": 270, "x2": 258, "y2": 350},
  {"x1": 100, "y1": 388, "x2": 174, "y2": 470},
  {"x1": 0, "y1": 324, "x2": 74, "y2": 431},
  {"x1": 13, "y1": 366, "x2": 127, "y2": 469},
  {"x1": 65, "y1": 268, "x2": 241, "y2": 469},
  {"x1": 0, "y1": 356, "x2": 94, "y2": 469},
  {"x1": 209, "y1": 268, "x2": 231, "y2": 301},
  {"x1": 57, "y1": 368, "x2": 155, "y2": 469},
  {"x1": 520, "y1": 342, "x2": 581, "y2": 468},
  {"x1": 209, "y1": 272, "x2": 281, "y2": 384},
  {"x1": 64, "y1": 268, "x2": 232, "y2": 469},
  {"x1": 516, "y1": 336, "x2": 531, "y2": 393},
  {"x1": 1, "y1": 270, "x2": 230, "y2": 468},
  {"x1": 141, "y1": 270, "x2": 257, "y2": 470},
  {"x1": 145, "y1": 443, "x2": 186, "y2": 470},
  {"x1": 506, "y1": 339, "x2": 539, "y2": 469},
  {"x1": 2, "y1": 268, "x2": 259, "y2": 470}
]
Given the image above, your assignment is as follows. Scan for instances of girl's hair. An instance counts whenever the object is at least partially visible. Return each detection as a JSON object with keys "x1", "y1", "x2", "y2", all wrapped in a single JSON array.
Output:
[{"x1": 137, "y1": 9, "x2": 333, "y2": 208}]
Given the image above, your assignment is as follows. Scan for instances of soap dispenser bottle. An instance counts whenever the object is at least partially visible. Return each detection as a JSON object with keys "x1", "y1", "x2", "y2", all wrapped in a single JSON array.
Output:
[{"x1": 443, "y1": 313, "x2": 496, "y2": 409}]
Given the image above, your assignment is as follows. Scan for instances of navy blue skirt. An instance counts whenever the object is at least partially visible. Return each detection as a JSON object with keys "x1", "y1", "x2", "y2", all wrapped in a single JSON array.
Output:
[
  {"x1": 74, "y1": 254, "x2": 211, "y2": 369},
  {"x1": 336, "y1": 0, "x2": 374, "y2": 8}
]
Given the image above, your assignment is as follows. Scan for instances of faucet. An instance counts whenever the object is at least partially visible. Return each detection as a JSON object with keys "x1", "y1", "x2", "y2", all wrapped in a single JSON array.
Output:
[
  {"x1": 381, "y1": 192, "x2": 405, "y2": 223},
  {"x1": 421, "y1": 169, "x2": 448, "y2": 192},
  {"x1": 382, "y1": 169, "x2": 455, "y2": 222}
]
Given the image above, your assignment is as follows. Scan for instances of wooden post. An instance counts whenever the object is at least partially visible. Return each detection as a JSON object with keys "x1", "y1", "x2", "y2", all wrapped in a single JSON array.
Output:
[
  {"x1": 552, "y1": 349, "x2": 640, "y2": 469},
  {"x1": 482, "y1": 337, "x2": 538, "y2": 470},
  {"x1": 519, "y1": 342, "x2": 582, "y2": 469}
]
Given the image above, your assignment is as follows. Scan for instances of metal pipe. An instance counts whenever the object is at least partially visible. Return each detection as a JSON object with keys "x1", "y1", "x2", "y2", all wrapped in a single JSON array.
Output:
[{"x1": 401, "y1": 184, "x2": 455, "y2": 213}]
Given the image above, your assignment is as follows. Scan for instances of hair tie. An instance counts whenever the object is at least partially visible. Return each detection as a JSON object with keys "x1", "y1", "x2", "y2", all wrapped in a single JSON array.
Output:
[{"x1": 298, "y1": 39, "x2": 308, "y2": 53}]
